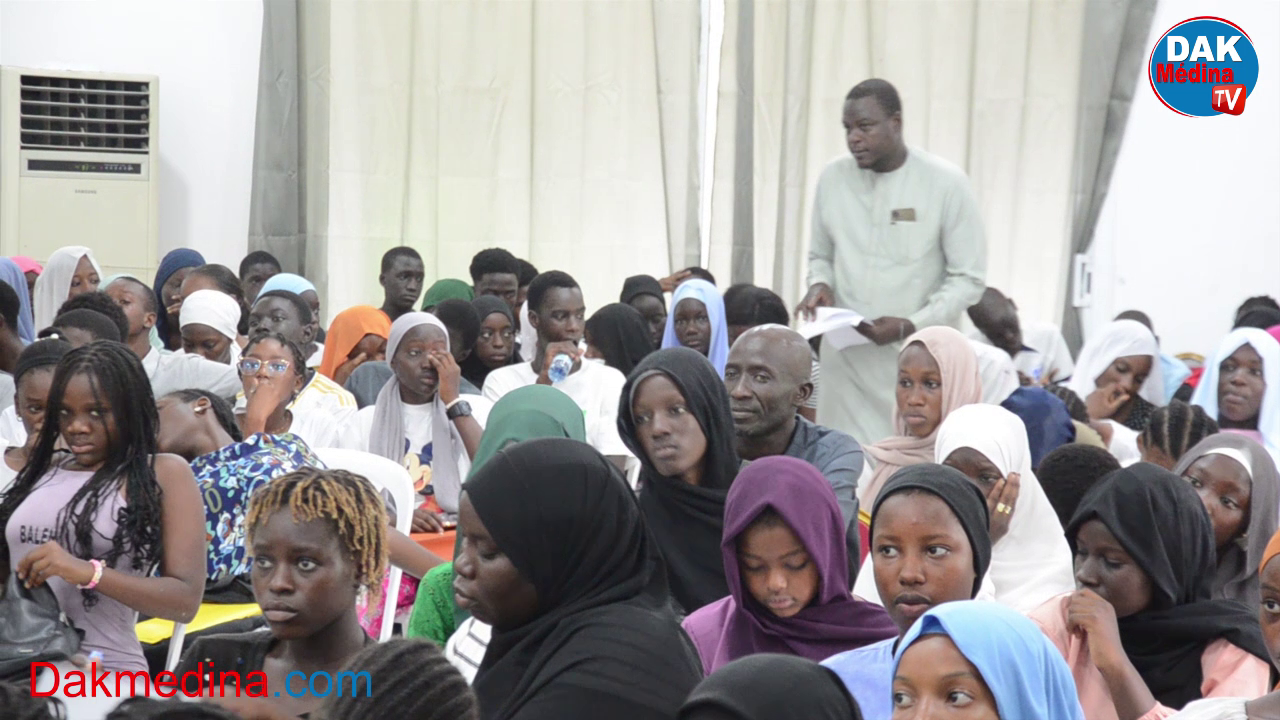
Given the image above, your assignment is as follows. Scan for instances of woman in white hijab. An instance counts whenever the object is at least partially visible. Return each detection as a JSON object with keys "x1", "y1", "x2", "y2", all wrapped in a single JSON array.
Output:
[
  {"x1": 935, "y1": 404, "x2": 1076, "y2": 612},
  {"x1": 851, "y1": 403, "x2": 1075, "y2": 613},
  {"x1": 1190, "y1": 327, "x2": 1280, "y2": 466},
  {"x1": 354, "y1": 312, "x2": 490, "y2": 517},
  {"x1": 1067, "y1": 319, "x2": 1164, "y2": 431},
  {"x1": 31, "y1": 246, "x2": 102, "y2": 330},
  {"x1": 179, "y1": 289, "x2": 244, "y2": 364}
]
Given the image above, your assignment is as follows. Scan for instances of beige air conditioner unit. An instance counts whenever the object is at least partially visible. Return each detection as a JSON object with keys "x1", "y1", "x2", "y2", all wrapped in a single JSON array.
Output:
[{"x1": 0, "y1": 66, "x2": 158, "y2": 281}]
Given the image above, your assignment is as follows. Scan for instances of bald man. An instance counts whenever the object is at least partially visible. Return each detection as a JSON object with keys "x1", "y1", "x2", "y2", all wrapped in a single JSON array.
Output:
[{"x1": 725, "y1": 325, "x2": 864, "y2": 561}]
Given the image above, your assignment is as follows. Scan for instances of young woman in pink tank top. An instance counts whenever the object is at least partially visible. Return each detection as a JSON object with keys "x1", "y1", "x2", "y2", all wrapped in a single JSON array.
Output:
[{"x1": 0, "y1": 341, "x2": 206, "y2": 674}]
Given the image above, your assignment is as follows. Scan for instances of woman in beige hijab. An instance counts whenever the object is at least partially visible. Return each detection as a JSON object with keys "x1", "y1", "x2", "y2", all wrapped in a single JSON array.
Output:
[{"x1": 859, "y1": 327, "x2": 983, "y2": 505}]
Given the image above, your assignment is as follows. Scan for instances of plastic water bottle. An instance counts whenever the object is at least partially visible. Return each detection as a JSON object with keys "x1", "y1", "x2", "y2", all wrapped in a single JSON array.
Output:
[{"x1": 548, "y1": 353, "x2": 573, "y2": 384}]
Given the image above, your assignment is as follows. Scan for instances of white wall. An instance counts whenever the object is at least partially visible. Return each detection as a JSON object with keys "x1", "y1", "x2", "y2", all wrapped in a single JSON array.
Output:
[
  {"x1": 0, "y1": 0, "x2": 262, "y2": 271},
  {"x1": 1084, "y1": 0, "x2": 1280, "y2": 356}
]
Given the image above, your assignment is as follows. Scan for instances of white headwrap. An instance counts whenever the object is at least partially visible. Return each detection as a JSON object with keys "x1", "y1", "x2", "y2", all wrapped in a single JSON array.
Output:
[
  {"x1": 934, "y1": 403, "x2": 1076, "y2": 612},
  {"x1": 1191, "y1": 327, "x2": 1280, "y2": 463},
  {"x1": 970, "y1": 340, "x2": 1021, "y2": 405},
  {"x1": 32, "y1": 246, "x2": 102, "y2": 330},
  {"x1": 1067, "y1": 319, "x2": 1165, "y2": 407},
  {"x1": 369, "y1": 312, "x2": 466, "y2": 514},
  {"x1": 180, "y1": 289, "x2": 243, "y2": 363}
]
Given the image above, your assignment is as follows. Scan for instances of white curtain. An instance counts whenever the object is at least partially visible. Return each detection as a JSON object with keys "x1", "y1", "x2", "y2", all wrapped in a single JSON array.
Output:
[
  {"x1": 707, "y1": 0, "x2": 1088, "y2": 325},
  {"x1": 290, "y1": 0, "x2": 700, "y2": 322}
]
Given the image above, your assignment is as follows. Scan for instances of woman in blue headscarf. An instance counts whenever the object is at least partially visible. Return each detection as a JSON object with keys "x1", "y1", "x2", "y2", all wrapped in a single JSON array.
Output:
[
  {"x1": 0, "y1": 258, "x2": 35, "y2": 343},
  {"x1": 892, "y1": 601, "x2": 1084, "y2": 719},
  {"x1": 153, "y1": 248, "x2": 205, "y2": 350},
  {"x1": 662, "y1": 278, "x2": 730, "y2": 377}
]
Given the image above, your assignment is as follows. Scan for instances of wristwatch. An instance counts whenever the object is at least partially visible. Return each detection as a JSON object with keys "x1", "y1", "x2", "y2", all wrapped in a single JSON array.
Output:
[{"x1": 446, "y1": 400, "x2": 472, "y2": 421}]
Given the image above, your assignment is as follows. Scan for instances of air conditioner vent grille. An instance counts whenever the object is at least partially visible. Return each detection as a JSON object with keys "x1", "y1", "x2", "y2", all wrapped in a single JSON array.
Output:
[{"x1": 19, "y1": 74, "x2": 150, "y2": 153}]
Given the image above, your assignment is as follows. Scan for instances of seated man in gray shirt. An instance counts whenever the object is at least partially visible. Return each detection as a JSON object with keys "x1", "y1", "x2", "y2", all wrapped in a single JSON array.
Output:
[{"x1": 725, "y1": 324, "x2": 865, "y2": 562}]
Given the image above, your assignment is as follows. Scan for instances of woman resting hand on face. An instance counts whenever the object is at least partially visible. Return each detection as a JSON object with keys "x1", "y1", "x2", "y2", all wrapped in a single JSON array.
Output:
[{"x1": 1029, "y1": 464, "x2": 1270, "y2": 720}]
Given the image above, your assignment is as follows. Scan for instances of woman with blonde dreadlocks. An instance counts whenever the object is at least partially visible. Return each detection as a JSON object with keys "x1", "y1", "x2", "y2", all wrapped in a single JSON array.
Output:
[{"x1": 175, "y1": 467, "x2": 388, "y2": 718}]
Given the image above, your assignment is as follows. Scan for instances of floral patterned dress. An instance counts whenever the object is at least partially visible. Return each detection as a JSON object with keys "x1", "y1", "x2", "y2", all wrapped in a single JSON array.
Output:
[{"x1": 191, "y1": 433, "x2": 323, "y2": 581}]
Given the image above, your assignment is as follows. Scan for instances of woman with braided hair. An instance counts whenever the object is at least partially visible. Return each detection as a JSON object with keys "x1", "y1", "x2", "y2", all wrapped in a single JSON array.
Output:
[
  {"x1": 175, "y1": 466, "x2": 388, "y2": 718},
  {"x1": 1138, "y1": 400, "x2": 1220, "y2": 470},
  {"x1": 1, "y1": 341, "x2": 207, "y2": 675}
]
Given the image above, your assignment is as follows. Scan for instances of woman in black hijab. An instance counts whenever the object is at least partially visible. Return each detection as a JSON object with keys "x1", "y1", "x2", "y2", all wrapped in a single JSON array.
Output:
[
  {"x1": 1029, "y1": 463, "x2": 1269, "y2": 717},
  {"x1": 462, "y1": 295, "x2": 517, "y2": 389},
  {"x1": 455, "y1": 438, "x2": 702, "y2": 720},
  {"x1": 585, "y1": 303, "x2": 654, "y2": 376},
  {"x1": 679, "y1": 654, "x2": 862, "y2": 720},
  {"x1": 618, "y1": 346, "x2": 740, "y2": 613}
]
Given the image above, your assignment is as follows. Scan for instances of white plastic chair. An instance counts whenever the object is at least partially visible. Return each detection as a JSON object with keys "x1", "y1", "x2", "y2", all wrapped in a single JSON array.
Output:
[
  {"x1": 166, "y1": 622, "x2": 187, "y2": 672},
  {"x1": 314, "y1": 447, "x2": 415, "y2": 641}
]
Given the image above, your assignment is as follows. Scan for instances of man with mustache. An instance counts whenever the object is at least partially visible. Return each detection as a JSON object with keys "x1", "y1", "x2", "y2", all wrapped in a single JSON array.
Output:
[{"x1": 724, "y1": 324, "x2": 864, "y2": 563}]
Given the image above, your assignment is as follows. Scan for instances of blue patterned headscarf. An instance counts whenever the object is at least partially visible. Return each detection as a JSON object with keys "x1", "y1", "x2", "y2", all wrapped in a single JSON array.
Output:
[{"x1": 662, "y1": 279, "x2": 729, "y2": 378}]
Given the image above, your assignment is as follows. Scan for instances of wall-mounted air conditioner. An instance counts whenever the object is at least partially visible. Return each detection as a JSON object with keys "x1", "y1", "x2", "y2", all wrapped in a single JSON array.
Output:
[{"x1": 0, "y1": 66, "x2": 158, "y2": 281}]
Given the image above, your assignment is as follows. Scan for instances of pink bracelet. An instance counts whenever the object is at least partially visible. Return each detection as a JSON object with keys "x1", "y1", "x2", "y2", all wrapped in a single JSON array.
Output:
[{"x1": 78, "y1": 559, "x2": 103, "y2": 590}]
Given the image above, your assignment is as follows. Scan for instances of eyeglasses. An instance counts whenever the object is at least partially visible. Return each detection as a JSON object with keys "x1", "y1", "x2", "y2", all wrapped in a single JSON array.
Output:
[
  {"x1": 238, "y1": 358, "x2": 292, "y2": 376},
  {"x1": 479, "y1": 328, "x2": 515, "y2": 342}
]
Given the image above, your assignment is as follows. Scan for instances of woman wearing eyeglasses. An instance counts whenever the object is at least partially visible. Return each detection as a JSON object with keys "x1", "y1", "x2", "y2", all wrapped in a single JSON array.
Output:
[{"x1": 235, "y1": 332, "x2": 355, "y2": 450}]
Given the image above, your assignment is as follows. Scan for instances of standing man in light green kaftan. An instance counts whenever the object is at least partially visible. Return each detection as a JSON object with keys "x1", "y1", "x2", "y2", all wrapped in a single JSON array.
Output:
[{"x1": 797, "y1": 79, "x2": 986, "y2": 447}]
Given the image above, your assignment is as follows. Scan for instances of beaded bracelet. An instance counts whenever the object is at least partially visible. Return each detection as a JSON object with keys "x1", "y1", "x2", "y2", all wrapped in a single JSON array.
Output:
[{"x1": 78, "y1": 559, "x2": 104, "y2": 590}]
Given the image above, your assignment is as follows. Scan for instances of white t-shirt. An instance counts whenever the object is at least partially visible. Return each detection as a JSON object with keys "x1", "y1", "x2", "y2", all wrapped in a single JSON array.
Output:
[
  {"x1": 0, "y1": 406, "x2": 24, "y2": 447},
  {"x1": 141, "y1": 347, "x2": 242, "y2": 399},
  {"x1": 1015, "y1": 320, "x2": 1076, "y2": 385},
  {"x1": 353, "y1": 394, "x2": 492, "y2": 484},
  {"x1": 0, "y1": 450, "x2": 18, "y2": 495},
  {"x1": 307, "y1": 343, "x2": 325, "y2": 369},
  {"x1": 282, "y1": 407, "x2": 359, "y2": 450},
  {"x1": 481, "y1": 360, "x2": 631, "y2": 458},
  {"x1": 965, "y1": 318, "x2": 1075, "y2": 386}
]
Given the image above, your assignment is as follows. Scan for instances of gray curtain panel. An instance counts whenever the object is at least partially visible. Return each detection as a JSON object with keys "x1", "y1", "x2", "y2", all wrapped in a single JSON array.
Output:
[
  {"x1": 1062, "y1": 0, "x2": 1157, "y2": 351},
  {"x1": 727, "y1": 0, "x2": 754, "y2": 285},
  {"x1": 247, "y1": 0, "x2": 305, "y2": 274}
]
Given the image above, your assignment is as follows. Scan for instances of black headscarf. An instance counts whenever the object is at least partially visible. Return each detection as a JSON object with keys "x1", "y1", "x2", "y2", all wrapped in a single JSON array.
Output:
[
  {"x1": 618, "y1": 347, "x2": 740, "y2": 613},
  {"x1": 871, "y1": 464, "x2": 993, "y2": 597},
  {"x1": 679, "y1": 654, "x2": 862, "y2": 720},
  {"x1": 466, "y1": 438, "x2": 702, "y2": 720},
  {"x1": 461, "y1": 295, "x2": 517, "y2": 389},
  {"x1": 585, "y1": 303, "x2": 655, "y2": 376},
  {"x1": 1067, "y1": 463, "x2": 1268, "y2": 708},
  {"x1": 620, "y1": 274, "x2": 665, "y2": 306}
]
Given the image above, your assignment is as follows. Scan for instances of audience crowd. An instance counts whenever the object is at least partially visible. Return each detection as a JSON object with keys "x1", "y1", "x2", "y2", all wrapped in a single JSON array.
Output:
[{"x1": 2, "y1": 78, "x2": 1279, "y2": 720}]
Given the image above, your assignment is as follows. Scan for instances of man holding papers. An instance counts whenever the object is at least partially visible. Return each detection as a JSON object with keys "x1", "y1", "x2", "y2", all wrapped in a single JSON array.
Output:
[{"x1": 797, "y1": 79, "x2": 986, "y2": 444}]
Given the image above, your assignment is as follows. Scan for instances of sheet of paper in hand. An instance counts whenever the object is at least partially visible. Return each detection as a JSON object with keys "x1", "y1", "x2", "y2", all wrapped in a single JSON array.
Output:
[{"x1": 798, "y1": 307, "x2": 870, "y2": 350}]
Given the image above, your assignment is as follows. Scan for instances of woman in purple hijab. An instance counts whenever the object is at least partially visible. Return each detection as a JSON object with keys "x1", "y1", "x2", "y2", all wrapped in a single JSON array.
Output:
[{"x1": 681, "y1": 455, "x2": 897, "y2": 673}]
